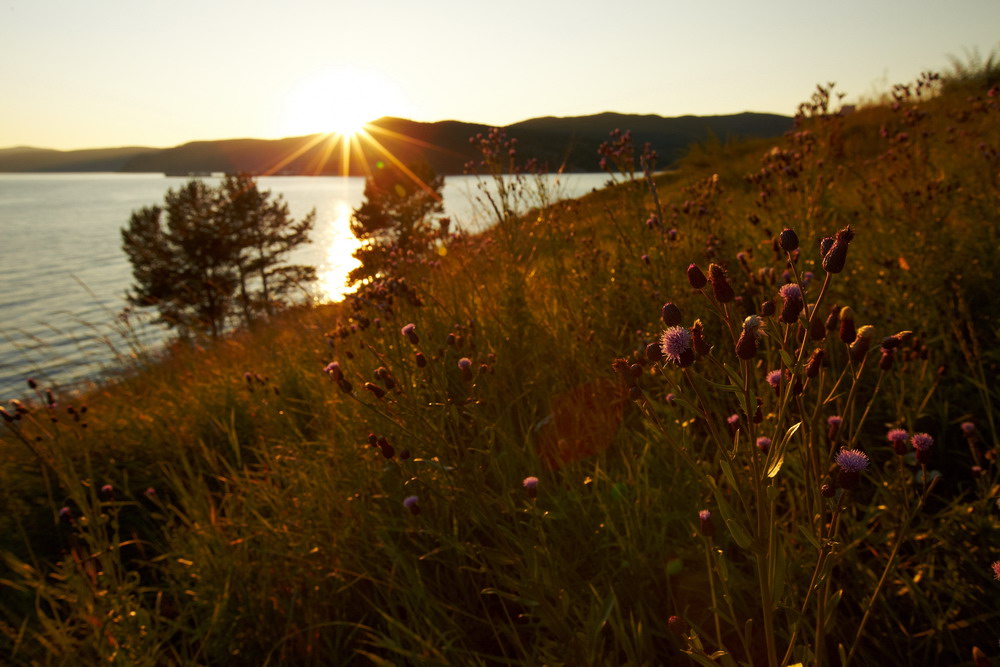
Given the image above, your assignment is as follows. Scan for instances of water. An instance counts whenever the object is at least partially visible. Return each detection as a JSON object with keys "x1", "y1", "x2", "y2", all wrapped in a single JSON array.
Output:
[{"x1": 0, "y1": 172, "x2": 609, "y2": 398}]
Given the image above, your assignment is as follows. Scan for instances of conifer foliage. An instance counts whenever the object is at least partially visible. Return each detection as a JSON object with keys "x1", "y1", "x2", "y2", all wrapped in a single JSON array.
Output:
[{"x1": 121, "y1": 174, "x2": 316, "y2": 337}]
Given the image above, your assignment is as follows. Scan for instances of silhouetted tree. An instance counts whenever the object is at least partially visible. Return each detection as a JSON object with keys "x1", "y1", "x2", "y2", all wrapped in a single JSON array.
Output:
[
  {"x1": 121, "y1": 175, "x2": 316, "y2": 337},
  {"x1": 349, "y1": 161, "x2": 444, "y2": 283}
]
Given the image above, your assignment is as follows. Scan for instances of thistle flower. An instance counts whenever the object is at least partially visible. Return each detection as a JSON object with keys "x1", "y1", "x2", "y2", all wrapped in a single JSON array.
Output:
[
  {"x1": 827, "y1": 415, "x2": 843, "y2": 440},
  {"x1": 698, "y1": 509, "x2": 714, "y2": 538},
  {"x1": 324, "y1": 361, "x2": 343, "y2": 381},
  {"x1": 364, "y1": 382, "x2": 386, "y2": 399},
  {"x1": 415, "y1": 352, "x2": 427, "y2": 367},
  {"x1": 835, "y1": 448, "x2": 869, "y2": 490},
  {"x1": 766, "y1": 369, "x2": 783, "y2": 393},
  {"x1": 727, "y1": 413, "x2": 740, "y2": 435},
  {"x1": 888, "y1": 428, "x2": 909, "y2": 455},
  {"x1": 778, "y1": 283, "x2": 804, "y2": 323},
  {"x1": 760, "y1": 299, "x2": 776, "y2": 317},
  {"x1": 879, "y1": 349, "x2": 894, "y2": 371},
  {"x1": 100, "y1": 484, "x2": 114, "y2": 501},
  {"x1": 661, "y1": 302, "x2": 682, "y2": 326},
  {"x1": 992, "y1": 561, "x2": 1000, "y2": 581},
  {"x1": 756, "y1": 436, "x2": 772, "y2": 454},
  {"x1": 961, "y1": 421, "x2": 976, "y2": 438},
  {"x1": 687, "y1": 263, "x2": 707, "y2": 290},
  {"x1": 850, "y1": 325, "x2": 875, "y2": 363},
  {"x1": 660, "y1": 326, "x2": 695, "y2": 367},
  {"x1": 403, "y1": 495, "x2": 420, "y2": 515},
  {"x1": 401, "y1": 323, "x2": 419, "y2": 344},
  {"x1": 824, "y1": 304, "x2": 840, "y2": 331},
  {"x1": 645, "y1": 342, "x2": 663, "y2": 363},
  {"x1": 523, "y1": 476, "x2": 539, "y2": 499},
  {"x1": 708, "y1": 263, "x2": 735, "y2": 303},
  {"x1": 690, "y1": 320, "x2": 710, "y2": 356},
  {"x1": 458, "y1": 357, "x2": 474, "y2": 381},
  {"x1": 667, "y1": 615, "x2": 688, "y2": 635},
  {"x1": 911, "y1": 432, "x2": 934, "y2": 464},
  {"x1": 822, "y1": 225, "x2": 855, "y2": 274}
]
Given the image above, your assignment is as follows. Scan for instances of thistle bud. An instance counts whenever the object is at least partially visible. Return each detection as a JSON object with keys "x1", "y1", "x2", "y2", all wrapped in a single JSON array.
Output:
[
  {"x1": 824, "y1": 304, "x2": 840, "y2": 331},
  {"x1": 661, "y1": 302, "x2": 682, "y2": 326},
  {"x1": 822, "y1": 225, "x2": 854, "y2": 274},
  {"x1": 690, "y1": 320, "x2": 710, "y2": 357},
  {"x1": 458, "y1": 357, "x2": 474, "y2": 381},
  {"x1": 403, "y1": 495, "x2": 420, "y2": 515},
  {"x1": 819, "y1": 236, "x2": 835, "y2": 258},
  {"x1": 645, "y1": 342, "x2": 663, "y2": 363},
  {"x1": 760, "y1": 299, "x2": 776, "y2": 317},
  {"x1": 779, "y1": 228, "x2": 799, "y2": 253},
  {"x1": 879, "y1": 348, "x2": 895, "y2": 371},
  {"x1": 401, "y1": 323, "x2": 419, "y2": 344},
  {"x1": 735, "y1": 315, "x2": 761, "y2": 359},
  {"x1": 850, "y1": 325, "x2": 875, "y2": 363},
  {"x1": 687, "y1": 263, "x2": 708, "y2": 289},
  {"x1": 698, "y1": 509, "x2": 714, "y2": 538},
  {"x1": 839, "y1": 307, "x2": 856, "y2": 344},
  {"x1": 778, "y1": 283, "x2": 804, "y2": 324},
  {"x1": 806, "y1": 348, "x2": 825, "y2": 378},
  {"x1": 523, "y1": 476, "x2": 539, "y2": 499},
  {"x1": 708, "y1": 264, "x2": 735, "y2": 303},
  {"x1": 415, "y1": 352, "x2": 427, "y2": 367},
  {"x1": 364, "y1": 382, "x2": 386, "y2": 399}
]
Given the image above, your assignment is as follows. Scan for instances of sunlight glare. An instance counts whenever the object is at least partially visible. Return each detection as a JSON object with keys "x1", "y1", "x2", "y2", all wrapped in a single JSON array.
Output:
[
  {"x1": 280, "y1": 67, "x2": 407, "y2": 138},
  {"x1": 317, "y1": 202, "x2": 363, "y2": 301}
]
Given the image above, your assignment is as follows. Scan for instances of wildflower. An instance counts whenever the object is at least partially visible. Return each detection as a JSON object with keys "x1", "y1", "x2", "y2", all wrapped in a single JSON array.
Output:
[
  {"x1": 58, "y1": 507, "x2": 73, "y2": 525},
  {"x1": 645, "y1": 342, "x2": 663, "y2": 363},
  {"x1": 735, "y1": 315, "x2": 761, "y2": 359},
  {"x1": 820, "y1": 483, "x2": 836, "y2": 498},
  {"x1": 401, "y1": 323, "x2": 419, "y2": 344},
  {"x1": 760, "y1": 299, "x2": 776, "y2": 317},
  {"x1": 403, "y1": 495, "x2": 420, "y2": 515},
  {"x1": 523, "y1": 476, "x2": 539, "y2": 499},
  {"x1": 839, "y1": 307, "x2": 856, "y2": 344},
  {"x1": 324, "y1": 361, "x2": 343, "y2": 381},
  {"x1": 661, "y1": 302, "x2": 682, "y2": 326},
  {"x1": 911, "y1": 432, "x2": 934, "y2": 464},
  {"x1": 827, "y1": 415, "x2": 843, "y2": 440},
  {"x1": 665, "y1": 393, "x2": 676, "y2": 405},
  {"x1": 667, "y1": 615, "x2": 688, "y2": 635},
  {"x1": 377, "y1": 436, "x2": 395, "y2": 459},
  {"x1": 727, "y1": 413, "x2": 740, "y2": 435},
  {"x1": 850, "y1": 324, "x2": 875, "y2": 362},
  {"x1": 887, "y1": 428, "x2": 909, "y2": 455},
  {"x1": 458, "y1": 357, "x2": 474, "y2": 381},
  {"x1": 100, "y1": 484, "x2": 114, "y2": 501},
  {"x1": 824, "y1": 304, "x2": 840, "y2": 331},
  {"x1": 778, "y1": 283, "x2": 804, "y2": 324},
  {"x1": 708, "y1": 263, "x2": 735, "y2": 303},
  {"x1": 660, "y1": 326, "x2": 695, "y2": 367},
  {"x1": 779, "y1": 228, "x2": 799, "y2": 253},
  {"x1": 756, "y1": 436, "x2": 772, "y2": 454},
  {"x1": 879, "y1": 348, "x2": 894, "y2": 371},
  {"x1": 415, "y1": 352, "x2": 427, "y2": 367},
  {"x1": 766, "y1": 369, "x2": 783, "y2": 393},
  {"x1": 690, "y1": 320, "x2": 710, "y2": 356},
  {"x1": 698, "y1": 509, "x2": 714, "y2": 538},
  {"x1": 835, "y1": 448, "x2": 869, "y2": 490},
  {"x1": 992, "y1": 561, "x2": 1000, "y2": 581},
  {"x1": 687, "y1": 263, "x2": 708, "y2": 289},
  {"x1": 819, "y1": 236, "x2": 835, "y2": 258},
  {"x1": 961, "y1": 422, "x2": 976, "y2": 438},
  {"x1": 364, "y1": 382, "x2": 386, "y2": 399},
  {"x1": 822, "y1": 225, "x2": 855, "y2": 274},
  {"x1": 806, "y1": 348, "x2": 825, "y2": 378}
]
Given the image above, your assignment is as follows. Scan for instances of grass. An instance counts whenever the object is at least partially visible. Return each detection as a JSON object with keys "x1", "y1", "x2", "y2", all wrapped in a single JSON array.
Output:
[{"x1": 1, "y1": 67, "x2": 999, "y2": 666}]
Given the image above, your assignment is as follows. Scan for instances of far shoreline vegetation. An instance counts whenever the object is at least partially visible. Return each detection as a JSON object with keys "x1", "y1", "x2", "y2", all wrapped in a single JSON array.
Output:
[
  {"x1": 1, "y1": 56, "x2": 999, "y2": 665},
  {"x1": 0, "y1": 111, "x2": 792, "y2": 177}
]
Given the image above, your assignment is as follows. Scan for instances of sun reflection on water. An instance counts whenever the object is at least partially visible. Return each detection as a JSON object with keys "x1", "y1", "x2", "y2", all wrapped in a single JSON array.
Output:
[{"x1": 316, "y1": 201, "x2": 362, "y2": 301}]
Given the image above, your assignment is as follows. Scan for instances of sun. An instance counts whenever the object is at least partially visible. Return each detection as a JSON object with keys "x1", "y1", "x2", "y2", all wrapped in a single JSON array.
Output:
[{"x1": 279, "y1": 67, "x2": 407, "y2": 137}]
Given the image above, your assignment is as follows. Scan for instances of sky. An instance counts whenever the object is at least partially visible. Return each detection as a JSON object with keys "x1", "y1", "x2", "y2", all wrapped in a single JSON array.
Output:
[{"x1": 2, "y1": 0, "x2": 998, "y2": 151}]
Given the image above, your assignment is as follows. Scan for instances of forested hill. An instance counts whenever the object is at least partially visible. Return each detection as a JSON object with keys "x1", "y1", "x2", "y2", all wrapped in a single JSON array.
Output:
[{"x1": 0, "y1": 111, "x2": 792, "y2": 175}]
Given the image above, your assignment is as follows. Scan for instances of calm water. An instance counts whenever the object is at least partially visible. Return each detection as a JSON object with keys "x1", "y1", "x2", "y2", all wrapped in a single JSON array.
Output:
[{"x1": 0, "y1": 172, "x2": 608, "y2": 398}]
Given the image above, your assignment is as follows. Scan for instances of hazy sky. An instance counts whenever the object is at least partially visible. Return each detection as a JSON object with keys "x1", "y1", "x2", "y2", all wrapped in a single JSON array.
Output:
[{"x1": 2, "y1": 0, "x2": 998, "y2": 150}]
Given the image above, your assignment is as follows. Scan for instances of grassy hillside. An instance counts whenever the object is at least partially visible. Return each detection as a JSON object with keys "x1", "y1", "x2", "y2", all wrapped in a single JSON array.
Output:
[
  {"x1": 1, "y1": 72, "x2": 998, "y2": 666},
  {"x1": 0, "y1": 146, "x2": 158, "y2": 172}
]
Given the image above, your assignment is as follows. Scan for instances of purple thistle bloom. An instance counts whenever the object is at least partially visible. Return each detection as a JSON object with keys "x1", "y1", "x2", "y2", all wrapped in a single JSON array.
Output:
[
  {"x1": 403, "y1": 495, "x2": 420, "y2": 515},
  {"x1": 756, "y1": 436, "x2": 772, "y2": 454},
  {"x1": 836, "y1": 449, "x2": 869, "y2": 473},
  {"x1": 835, "y1": 448, "x2": 869, "y2": 491},
  {"x1": 727, "y1": 414, "x2": 740, "y2": 425},
  {"x1": 660, "y1": 326, "x2": 694, "y2": 367},
  {"x1": 887, "y1": 428, "x2": 909, "y2": 455},
  {"x1": 961, "y1": 421, "x2": 976, "y2": 437},
  {"x1": 523, "y1": 476, "x2": 539, "y2": 499},
  {"x1": 778, "y1": 283, "x2": 802, "y2": 300},
  {"x1": 766, "y1": 370, "x2": 783, "y2": 391},
  {"x1": 993, "y1": 561, "x2": 1000, "y2": 581},
  {"x1": 401, "y1": 323, "x2": 419, "y2": 344},
  {"x1": 911, "y1": 432, "x2": 934, "y2": 464},
  {"x1": 827, "y1": 415, "x2": 843, "y2": 440},
  {"x1": 911, "y1": 433, "x2": 934, "y2": 451}
]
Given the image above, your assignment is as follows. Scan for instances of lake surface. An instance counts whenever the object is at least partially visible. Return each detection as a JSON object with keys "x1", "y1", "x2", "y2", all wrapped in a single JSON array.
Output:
[{"x1": 0, "y1": 172, "x2": 609, "y2": 399}]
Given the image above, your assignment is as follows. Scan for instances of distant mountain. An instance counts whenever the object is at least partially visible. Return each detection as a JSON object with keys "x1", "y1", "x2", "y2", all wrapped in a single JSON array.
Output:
[
  {"x1": 0, "y1": 111, "x2": 792, "y2": 176},
  {"x1": 0, "y1": 146, "x2": 158, "y2": 172}
]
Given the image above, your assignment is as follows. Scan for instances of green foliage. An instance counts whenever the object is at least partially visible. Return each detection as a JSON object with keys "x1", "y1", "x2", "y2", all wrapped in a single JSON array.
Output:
[
  {"x1": 121, "y1": 174, "x2": 316, "y2": 337},
  {"x1": 349, "y1": 161, "x2": 444, "y2": 283}
]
